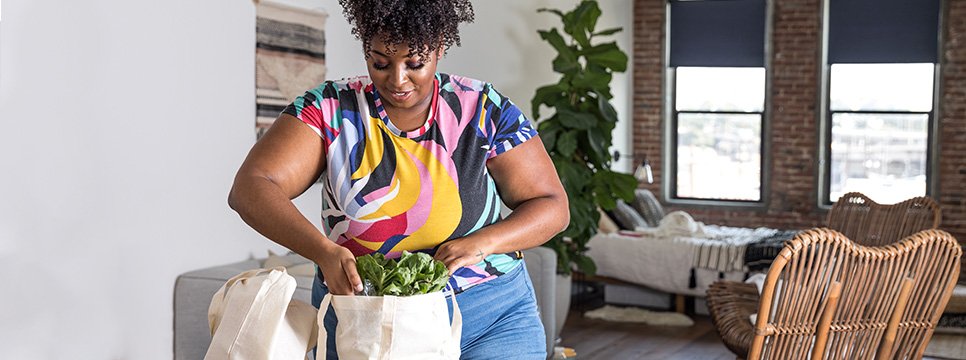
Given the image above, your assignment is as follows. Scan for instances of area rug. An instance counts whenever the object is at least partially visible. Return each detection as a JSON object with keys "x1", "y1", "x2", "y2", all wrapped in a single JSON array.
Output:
[{"x1": 584, "y1": 305, "x2": 694, "y2": 327}]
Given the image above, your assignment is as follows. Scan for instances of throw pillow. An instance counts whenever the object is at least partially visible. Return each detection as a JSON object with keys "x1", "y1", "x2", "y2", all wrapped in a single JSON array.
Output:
[
  {"x1": 598, "y1": 208, "x2": 620, "y2": 234},
  {"x1": 607, "y1": 201, "x2": 649, "y2": 231},
  {"x1": 629, "y1": 189, "x2": 665, "y2": 228}
]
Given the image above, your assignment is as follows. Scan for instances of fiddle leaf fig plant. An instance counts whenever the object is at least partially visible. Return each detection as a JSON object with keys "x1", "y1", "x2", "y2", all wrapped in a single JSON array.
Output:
[{"x1": 533, "y1": 0, "x2": 637, "y2": 275}]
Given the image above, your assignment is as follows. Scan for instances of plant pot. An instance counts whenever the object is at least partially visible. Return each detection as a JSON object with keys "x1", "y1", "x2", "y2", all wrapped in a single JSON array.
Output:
[{"x1": 553, "y1": 273, "x2": 572, "y2": 342}]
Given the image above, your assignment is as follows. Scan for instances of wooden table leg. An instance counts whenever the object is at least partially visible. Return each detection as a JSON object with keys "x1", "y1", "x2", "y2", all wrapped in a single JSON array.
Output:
[{"x1": 675, "y1": 294, "x2": 686, "y2": 314}]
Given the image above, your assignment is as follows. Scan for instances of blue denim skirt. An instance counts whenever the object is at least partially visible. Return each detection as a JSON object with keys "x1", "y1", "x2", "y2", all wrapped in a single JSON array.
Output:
[{"x1": 311, "y1": 262, "x2": 547, "y2": 359}]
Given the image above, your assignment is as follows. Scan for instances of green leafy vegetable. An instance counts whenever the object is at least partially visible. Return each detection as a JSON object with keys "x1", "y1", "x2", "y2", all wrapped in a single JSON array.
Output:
[{"x1": 355, "y1": 251, "x2": 451, "y2": 296}]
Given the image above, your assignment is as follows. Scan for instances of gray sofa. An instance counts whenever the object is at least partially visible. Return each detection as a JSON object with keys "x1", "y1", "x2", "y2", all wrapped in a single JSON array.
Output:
[{"x1": 173, "y1": 247, "x2": 558, "y2": 359}]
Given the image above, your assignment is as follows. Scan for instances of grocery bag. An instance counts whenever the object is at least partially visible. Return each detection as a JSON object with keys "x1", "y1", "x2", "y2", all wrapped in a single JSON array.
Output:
[
  {"x1": 317, "y1": 291, "x2": 462, "y2": 360},
  {"x1": 205, "y1": 267, "x2": 318, "y2": 360}
]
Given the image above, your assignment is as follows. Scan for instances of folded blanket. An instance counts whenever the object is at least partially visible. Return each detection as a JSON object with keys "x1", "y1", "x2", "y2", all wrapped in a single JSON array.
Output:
[
  {"x1": 690, "y1": 225, "x2": 788, "y2": 274},
  {"x1": 685, "y1": 226, "x2": 798, "y2": 289},
  {"x1": 744, "y1": 230, "x2": 801, "y2": 272}
]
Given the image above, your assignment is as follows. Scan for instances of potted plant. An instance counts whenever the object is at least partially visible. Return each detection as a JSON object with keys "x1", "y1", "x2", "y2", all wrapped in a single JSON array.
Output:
[{"x1": 531, "y1": 0, "x2": 637, "y2": 339}]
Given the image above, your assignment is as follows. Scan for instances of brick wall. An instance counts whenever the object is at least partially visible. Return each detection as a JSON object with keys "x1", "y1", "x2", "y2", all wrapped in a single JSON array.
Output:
[
  {"x1": 632, "y1": 0, "x2": 665, "y2": 200},
  {"x1": 632, "y1": 0, "x2": 966, "y2": 241},
  {"x1": 940, "y1": 0, "x2": 966, "y2": 242}
]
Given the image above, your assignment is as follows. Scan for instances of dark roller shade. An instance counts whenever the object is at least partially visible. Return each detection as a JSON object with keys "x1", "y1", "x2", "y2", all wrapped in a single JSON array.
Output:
[
  {"x1": 669, "y1": 0, "x2": 766, "y2": 67},
  {"x1": 829, "y1": 0, "x2": 940, "y2": 63}
]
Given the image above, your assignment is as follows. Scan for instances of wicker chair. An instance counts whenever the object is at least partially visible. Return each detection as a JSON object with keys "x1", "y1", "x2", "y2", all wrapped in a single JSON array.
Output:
[
  {"x1": 826, "y1": 192, "x2": 941, "y2": 247},
  {"x1": 709, "y1": 229, "x2": 961, "y2": 360},
  {"x1": 707, "y1": 193, "x2": 943, "y2": 358}
]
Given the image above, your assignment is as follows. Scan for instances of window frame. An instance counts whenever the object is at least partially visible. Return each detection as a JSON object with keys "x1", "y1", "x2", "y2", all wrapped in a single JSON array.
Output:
[
  {"x1": 816, "y1": 0, "x2": 945, "y2": 207},
  {"x1": 661, "y1": 0, "x2": 774, "y2": 208}
]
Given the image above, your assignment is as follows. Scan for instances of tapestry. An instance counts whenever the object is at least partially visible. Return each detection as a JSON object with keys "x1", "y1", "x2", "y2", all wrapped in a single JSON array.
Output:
[{"x1": 255, "y1": 0, "x2": 327, "y2": 138}]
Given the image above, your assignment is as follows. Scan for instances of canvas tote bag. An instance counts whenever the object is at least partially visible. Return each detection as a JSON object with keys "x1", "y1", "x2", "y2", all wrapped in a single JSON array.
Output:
[
  {"x1": 205, "y1": 267, "x2": 319, "y2": 360},
  {"x1": 317, "y1": 291, "x2": 462, "y2": 359}
]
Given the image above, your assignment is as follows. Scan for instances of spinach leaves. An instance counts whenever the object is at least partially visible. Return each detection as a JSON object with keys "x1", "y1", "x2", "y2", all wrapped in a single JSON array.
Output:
[{"x1": 355, "y1": 251, "x2": 450, "y2": 296}]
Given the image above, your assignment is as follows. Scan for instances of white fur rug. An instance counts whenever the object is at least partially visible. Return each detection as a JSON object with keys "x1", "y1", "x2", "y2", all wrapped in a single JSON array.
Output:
[{"x1": 584, "y1": 305, "x2": 694, "y2": 327}]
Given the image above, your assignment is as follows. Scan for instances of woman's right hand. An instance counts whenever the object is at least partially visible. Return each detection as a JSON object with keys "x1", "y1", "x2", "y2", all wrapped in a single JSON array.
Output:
[{"x1": 316, "y1": 244, "x2": 364, "y2": 295}]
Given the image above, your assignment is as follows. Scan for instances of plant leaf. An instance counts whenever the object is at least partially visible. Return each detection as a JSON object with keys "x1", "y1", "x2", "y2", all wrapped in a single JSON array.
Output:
[
  {"x1": 536, "y1": 8, "x2": 565, "y2": 18},
  {"x1": 554, "y1": 158, "x2": 592, "y2": 195},
  {"x1": 594, "y1": 185, "x2": 617, "y2": 210},
  {"x1": 553, "y1": 55, "x2": 580, "y2": 74},
  {"x1": 586, "y1": 127, "x2": 609, "y2": 164},
  {"x1": 607, "y1": 171, "x2": 638, "y2": 201},
  {"x1": 538, "y1": 29, "x2": 572, "y2": 56},
  {"x1": 570, "y1": 1, "x2": 601, "y2": 46},
  {"x1": 539, "y1": 120, "x2": 562, "y2": 151},
  {"x1": 539, "y1": 29, "x2": 579, "y2": 74},
  {"x1": 582, "y1": 42, "x2": 628, "y2": 72},
  {"x1": 558, "y1": 108, "x2": 597, "y2": 130},
  {"x1": 572, "y1": 68, "x2": 612, "y2": 90},
  {"x1": 531, "y1": 83, "x2": 568, "y2": 120},
  {"x1": 557, "y1": 130, "x2": 578, "y2": 157},
  {"x1": 574, "y1": 253, "x2": 597, "y2": 276},
  {"x1": 592, "y1": 27, "x2": 622, "y2": 37},
  {"x1": 596, "y1": 91, "x2": 618, "y2": 123}
]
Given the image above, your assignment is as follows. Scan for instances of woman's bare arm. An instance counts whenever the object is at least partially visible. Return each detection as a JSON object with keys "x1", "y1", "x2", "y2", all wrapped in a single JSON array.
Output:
[{"x1": 228, "y1": 114, "x2": 362, "y2": 294}]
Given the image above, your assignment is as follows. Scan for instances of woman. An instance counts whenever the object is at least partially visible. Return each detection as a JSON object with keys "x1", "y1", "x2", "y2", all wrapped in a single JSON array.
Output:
[{"x1": 227, "y1": 0, "x2": 569, "y2": 358}]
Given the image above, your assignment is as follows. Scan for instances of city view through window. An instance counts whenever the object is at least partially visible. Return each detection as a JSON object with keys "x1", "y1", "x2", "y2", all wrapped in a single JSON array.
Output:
[
  {"x1": 675, "y1": 67, "x2": 765, "y2": 201},
  {"x1": 828, "y1": 63, "x2": 933, "y2": 204}
]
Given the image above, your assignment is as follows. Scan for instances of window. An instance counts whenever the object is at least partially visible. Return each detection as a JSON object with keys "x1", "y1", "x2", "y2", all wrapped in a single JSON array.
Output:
[
  {"x1": 827, "y1": 64, "x2": 933, "y2": 204},
  {"x1": 674, "y1": 67, "x2": 765, "y2": 201},
  {"x1": 668, "y1": 0, "x2": 767, "y2": 202},
  {"x1": 821, "y1": 0, "x2": 940, "y2": 204}
]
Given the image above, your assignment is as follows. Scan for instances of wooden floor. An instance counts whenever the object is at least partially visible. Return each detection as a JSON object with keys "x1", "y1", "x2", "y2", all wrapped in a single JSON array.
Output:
[
  {"x1": 559, "y1": 310, "x2": 735, "y2": 359},
  {"x1": 558, "y1": 309, "x2": 947, "y2": 360}
]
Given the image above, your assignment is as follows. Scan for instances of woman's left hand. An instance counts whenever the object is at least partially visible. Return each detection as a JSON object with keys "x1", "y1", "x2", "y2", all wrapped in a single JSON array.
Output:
[{"x1": 434, "y1": 237, "x2": 492, "y2": 275}]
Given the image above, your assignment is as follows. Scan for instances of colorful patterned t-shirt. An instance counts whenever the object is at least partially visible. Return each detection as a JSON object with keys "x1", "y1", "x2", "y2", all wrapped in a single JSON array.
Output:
[{"x1": 282, "y1": 73, "x2": 538, "y2": 293}]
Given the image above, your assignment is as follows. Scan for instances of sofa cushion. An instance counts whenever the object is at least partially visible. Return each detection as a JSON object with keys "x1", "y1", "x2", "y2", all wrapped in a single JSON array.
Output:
[
  {"x1": 522, "y1": 247, "x2": 557, "y2": 357},
  {"x1": 262, "y1": 252, "x2": 316, "y2": 277}
]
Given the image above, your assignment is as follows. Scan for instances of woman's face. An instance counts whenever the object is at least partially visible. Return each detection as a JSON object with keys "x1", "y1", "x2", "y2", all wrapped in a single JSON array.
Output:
[{"x1": 366, "y1": 37, "x2": 441, "y2": 111}]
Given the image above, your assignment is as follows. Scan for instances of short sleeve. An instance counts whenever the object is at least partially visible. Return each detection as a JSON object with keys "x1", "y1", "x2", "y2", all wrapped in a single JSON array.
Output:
[
  {"x1": 281, "y1": 81, "x2": 340, "y2": 142},
  {"x1": 485, "y1": 85, "x2": 539, "y2": 159}
]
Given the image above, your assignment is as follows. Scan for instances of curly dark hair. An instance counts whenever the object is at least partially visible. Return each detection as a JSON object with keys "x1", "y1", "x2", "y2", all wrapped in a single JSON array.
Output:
[{"x1": 338, "y1": 0, "x2": 474, "y2": 61}]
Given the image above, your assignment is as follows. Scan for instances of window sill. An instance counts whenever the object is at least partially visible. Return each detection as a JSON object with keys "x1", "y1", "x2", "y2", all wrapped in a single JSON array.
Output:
[{"x1": 662, "y1": 197, "x2": 768, "y2": 211}]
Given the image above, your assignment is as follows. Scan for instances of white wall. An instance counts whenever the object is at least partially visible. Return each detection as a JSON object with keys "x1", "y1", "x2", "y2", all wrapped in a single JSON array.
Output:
[{"x1": 0, "y1": 0, "x2": 631, "y2": 358}]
